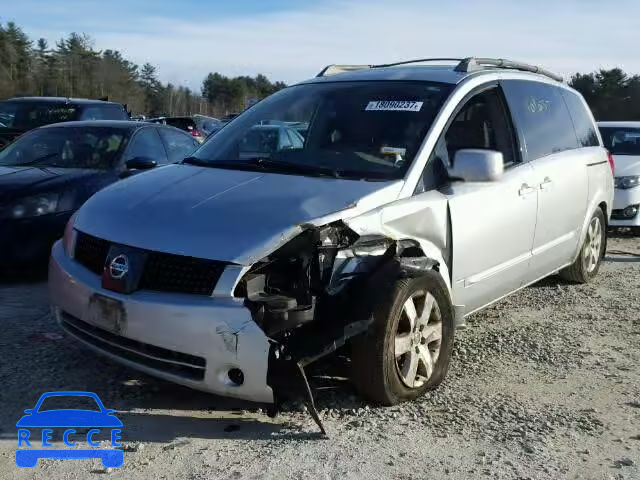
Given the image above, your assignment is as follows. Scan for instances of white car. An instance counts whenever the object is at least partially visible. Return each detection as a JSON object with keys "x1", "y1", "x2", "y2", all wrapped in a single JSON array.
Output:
[
  {"x1": 598, "y1": 122, "x2": 640, "y2": 231},
  {"x1": 49, "y1": 58, "x2": 613, "y2": 429}
]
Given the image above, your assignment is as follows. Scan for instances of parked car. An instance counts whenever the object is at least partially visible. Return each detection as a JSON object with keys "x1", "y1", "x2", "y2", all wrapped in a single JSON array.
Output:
[
  {"x1": 238, "y1": 124, "x2": 305, "y2": 160},
  {"x1": 598, "y1": 122, "x2": 640, "y2": 231},
  {"x1": 221, "y1": 113, "x2": 240, "y2": 123},
  {"x1": 0, "y1": 120, "x2": 199, "y2": 268},
  {"x1": 0, "y1": 97, "x2": 129, "y2": 149},
  {"x1": 148, "y1": 115, "x2": 221, "y2": 142},
  {"x1": 49, "y1": 58, "x2": 613, "y2": 425}
]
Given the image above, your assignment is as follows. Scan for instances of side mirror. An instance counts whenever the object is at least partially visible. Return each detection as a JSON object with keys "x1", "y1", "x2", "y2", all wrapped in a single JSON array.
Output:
[
  {"x1": 449, "y1": 149, "x2": 504, "y2": 182},
  {"x1": 125, "y1": 156, "x2": 157, "y2": 170}
]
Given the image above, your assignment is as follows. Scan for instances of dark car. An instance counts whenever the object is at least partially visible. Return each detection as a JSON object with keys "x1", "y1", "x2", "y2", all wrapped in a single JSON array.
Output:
[
  {"x1": 0, "y1": 120, "x2": 199, "y2": 268},
  {"x1": 148, "y1": 115, "x2": 221, "y2": 143},
  {"x1": 0, "y1": 97, "x2": 129, "y2": 149}
]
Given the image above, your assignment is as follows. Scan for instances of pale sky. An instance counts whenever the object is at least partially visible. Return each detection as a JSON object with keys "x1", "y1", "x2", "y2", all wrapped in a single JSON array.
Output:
[{"x1": 2, "y1": 0, "x2": 638, "y2": 89}]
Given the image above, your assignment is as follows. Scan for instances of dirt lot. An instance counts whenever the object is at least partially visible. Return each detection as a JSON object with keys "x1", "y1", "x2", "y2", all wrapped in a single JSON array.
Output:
[{"x1": 0, "y1": 235, "x2": 638, "y2": 480}]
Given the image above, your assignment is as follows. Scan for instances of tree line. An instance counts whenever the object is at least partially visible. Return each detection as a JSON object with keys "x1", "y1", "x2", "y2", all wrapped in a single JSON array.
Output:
[
  {"x1": 0, "y1": 21, "x2": 286, "y2": 117},
  {"x1": 2, "y1": 20, "x2": 639, "y2": 121},
  {"x1": 568, "y1": 69, "x2": 640, "y2": 121}
]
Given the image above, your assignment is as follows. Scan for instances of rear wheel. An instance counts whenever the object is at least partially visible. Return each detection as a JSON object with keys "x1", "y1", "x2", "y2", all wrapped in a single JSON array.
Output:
[
  {"x1": 560, "y1": 208, "x2": 605, "y2": 283},
  {"x1": 351, "y1": 271, "x2": 455, "y2": 405}
]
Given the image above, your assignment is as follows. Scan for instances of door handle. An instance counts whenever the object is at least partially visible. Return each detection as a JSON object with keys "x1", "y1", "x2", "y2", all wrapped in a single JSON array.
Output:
[
  {"x1": 540, "y1": 177, "x2": 552, "y2": 190},
  {"x1": 518, "y1": 183, "x2": 536, "y2": 196}
]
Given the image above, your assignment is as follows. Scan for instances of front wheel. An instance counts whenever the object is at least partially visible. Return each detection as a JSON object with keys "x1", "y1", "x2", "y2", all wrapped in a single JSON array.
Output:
[
  {"x1": 560, "y1": 208, "x2": 606, "y2": 283},
  {"x1": 350, "y1": 271, "x2": 455, "y2": 405}
]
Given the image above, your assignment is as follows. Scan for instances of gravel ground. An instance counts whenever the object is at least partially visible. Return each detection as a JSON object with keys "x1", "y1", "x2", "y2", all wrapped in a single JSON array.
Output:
[{"x1": 0, "y1": 235, "x2": 638, "y2": 479}]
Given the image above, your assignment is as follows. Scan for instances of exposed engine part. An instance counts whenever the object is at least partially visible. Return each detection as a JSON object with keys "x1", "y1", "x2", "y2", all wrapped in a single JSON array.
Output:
[
  {"x1": 235, "y1": 223, "x2": 357, "y2": 336},
  {"x1": 234, "y1": 222, "x2": 440, "y2": 434}
]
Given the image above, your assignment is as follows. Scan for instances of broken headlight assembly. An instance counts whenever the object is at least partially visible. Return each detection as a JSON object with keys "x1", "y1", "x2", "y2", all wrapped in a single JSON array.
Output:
[
  {"x1": 234, "y1": 223, "x2": 398, "y2": 336},
  {"x1": 237, "y1": 225, "x2": 436, "y2": 434}
]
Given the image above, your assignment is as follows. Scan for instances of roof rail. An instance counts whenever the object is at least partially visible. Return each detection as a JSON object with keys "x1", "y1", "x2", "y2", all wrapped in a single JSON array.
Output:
[
  {"x1": 316, "y1": 64, "x2": 372, "y2": 77},
  {"x1": 316, "y1": 58, "x2": 463, "y2": 77},
  {"x1": 372, "y1": 58, "x2": 464, "y2": 69},
  {"x1": 455, "y1": 57, "x2": 563, "y2": 82},
  {"x1": 316, "y1": 57, "x2": 563, "y2": 82}
]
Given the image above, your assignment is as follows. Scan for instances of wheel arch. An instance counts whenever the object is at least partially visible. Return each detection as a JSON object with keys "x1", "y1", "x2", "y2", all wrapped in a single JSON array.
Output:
[
  {"x1": 598, "y1": 200, "x2": 609, "y2": 254},
  {"x1": 572, "y1": 194, "x2": 610, "y2": 264}
]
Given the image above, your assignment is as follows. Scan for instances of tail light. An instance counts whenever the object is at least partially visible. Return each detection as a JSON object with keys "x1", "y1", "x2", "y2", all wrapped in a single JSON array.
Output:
[{"x1": 607, "y1": 151, "x2": 615, "y2": 176}]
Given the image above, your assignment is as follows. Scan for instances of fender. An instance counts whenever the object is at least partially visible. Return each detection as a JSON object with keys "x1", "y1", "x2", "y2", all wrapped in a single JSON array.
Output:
[{"x1": 572, "y1": 194, "x2": 612, "y2": 265}]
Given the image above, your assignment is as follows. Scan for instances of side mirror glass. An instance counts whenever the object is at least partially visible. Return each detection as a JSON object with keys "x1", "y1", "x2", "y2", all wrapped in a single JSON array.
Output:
[
  {"x1": 449, "y1": 149, "x2": 504, "y2": 182},
  {"x1": 125, "y1": 156, "x2": 157, "y2": 170}
]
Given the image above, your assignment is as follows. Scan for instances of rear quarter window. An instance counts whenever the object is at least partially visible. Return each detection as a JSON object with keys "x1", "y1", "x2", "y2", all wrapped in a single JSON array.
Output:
[
  {"x1": 80, "y1": 104, "x2": 128, "y2": 121},
  {"x1": 560, "y1": 90, "x2": 600, "y2": 148},
  {"x1": 502, "y1": 80, "x2": 578, "y2": 161}
]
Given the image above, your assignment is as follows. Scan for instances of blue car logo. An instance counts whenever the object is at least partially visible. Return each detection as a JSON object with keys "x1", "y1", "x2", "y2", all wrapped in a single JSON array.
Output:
[{"x1": 16, "y1": 391, "x2": 123, "y2": 468}]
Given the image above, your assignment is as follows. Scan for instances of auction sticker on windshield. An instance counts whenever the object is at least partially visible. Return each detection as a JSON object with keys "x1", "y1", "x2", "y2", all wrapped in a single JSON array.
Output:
[{"x1": 365, "y1": 101, "x2": 423, "y2": 112}]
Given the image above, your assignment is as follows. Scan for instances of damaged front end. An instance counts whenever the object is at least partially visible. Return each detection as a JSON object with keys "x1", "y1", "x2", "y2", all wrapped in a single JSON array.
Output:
[{"x1": 233, "y1": 222, "x2": 438, "y2": 433}]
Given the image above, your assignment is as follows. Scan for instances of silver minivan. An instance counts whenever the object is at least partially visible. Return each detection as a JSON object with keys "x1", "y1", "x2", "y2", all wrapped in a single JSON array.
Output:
[{"x1": 50, "y1": 58, "x2": 613, "y2": 417}]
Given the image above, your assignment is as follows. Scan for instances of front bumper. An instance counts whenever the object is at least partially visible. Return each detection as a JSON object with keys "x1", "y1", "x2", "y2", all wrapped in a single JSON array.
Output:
[
  {"x1": 1, "y1": 211, "x2": 71, "y2": 267},
  {"x1": 610, "y1": 188, "x2": 640, "y2": 227},
  {"x1": 49, "y1": 241, "x2": 273, "y2": 403}
]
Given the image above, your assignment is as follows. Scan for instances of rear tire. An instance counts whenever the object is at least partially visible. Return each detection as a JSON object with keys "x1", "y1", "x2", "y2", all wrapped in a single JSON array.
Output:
[
  {"x1": 560, "y1": 208, "x2": 605, "y2": 283},
  {"x1": 351, "y1": 270, "x2": 455, "y2": 406}
]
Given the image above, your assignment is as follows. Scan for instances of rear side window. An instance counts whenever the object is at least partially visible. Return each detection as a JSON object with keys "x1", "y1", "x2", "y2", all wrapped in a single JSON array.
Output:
[
  {"x1": 124, "y1": 128, "x2": 168, "y2": 164},
  {"x1": 158, "y1": 127, "x2": 199, "y2": 162},
  {"x1": 560, "y1": 90, "x2": 599, "y2": 148},
  {"x1": 502, "y1": 80, "x2": 578, "y2": 161},
  {"x1": 79, "y1": 105, "x2": 128, "y2": 121},
  {"x1": 0, "y1": 102, "x2": 78, "y2": 129}
]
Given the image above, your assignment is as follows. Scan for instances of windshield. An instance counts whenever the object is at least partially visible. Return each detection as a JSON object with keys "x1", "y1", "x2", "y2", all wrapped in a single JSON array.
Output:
[
  {"x1": 0, "y1": 127, "x2": 128, "y2": 169},
  {"x1": 37, "y1": 395, "x2": 101, "y2": 412},
  {"x1": 599, "y1": 126, "x2": 640, "y2": 156},
  {"x1": 0, "y1": 101, "x2": 79, "y2": 130},
  {"x1": 191, "y1": 81, "x2": 452, "y2": 180}
]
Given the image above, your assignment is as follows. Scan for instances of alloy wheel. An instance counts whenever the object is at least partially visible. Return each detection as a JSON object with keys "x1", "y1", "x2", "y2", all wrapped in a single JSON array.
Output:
[
  {"x1": 394, "y1": 290, "x2": 442, "y2": 388},
  {"x1": 582, "y1": 216, "x2": 603, "y2": 273}
]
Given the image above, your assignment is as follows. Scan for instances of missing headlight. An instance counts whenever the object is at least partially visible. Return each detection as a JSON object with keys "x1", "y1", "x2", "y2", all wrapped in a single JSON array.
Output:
[{"x1": 234, "y1": 223, "x2": 358, "y2": 336}]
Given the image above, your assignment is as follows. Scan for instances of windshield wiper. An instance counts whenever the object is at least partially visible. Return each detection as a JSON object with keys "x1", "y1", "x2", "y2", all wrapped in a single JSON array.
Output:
[
  {"x1": 9, "y1": 152, "x2": 60, "y2": 167},
  {"x1": 180, "y1": 156, "x2": 212, "y2": 166},
  {"x1": 181, "y1": 157, "x2": 268, "y2": 171},
  {"x1": 182, "y1": 156, "x2": 342, "y2": 178},
  {"x1": 242, "y1": 157, "x2": 344, "y2": 178},
  {"x1": 181, "y1": 156, "x2": 394, "y2": 181}
]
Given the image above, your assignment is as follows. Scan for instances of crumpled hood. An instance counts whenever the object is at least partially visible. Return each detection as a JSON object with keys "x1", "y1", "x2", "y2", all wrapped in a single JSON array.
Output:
[
  {"x1": 613, "y1": 155, "x2": 640, "y2": 177},
  {"x1": 76, "y1": 164, "x2": 402, "y2": 264}
]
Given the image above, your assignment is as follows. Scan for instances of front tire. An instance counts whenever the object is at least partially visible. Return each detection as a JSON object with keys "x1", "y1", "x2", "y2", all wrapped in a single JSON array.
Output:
[
  {"x1": 351, "y1": 271, "x2": 455, "y2": 405},
  {"x1": 560, "y1": 208, "x2": 606, "y2": 283}
]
